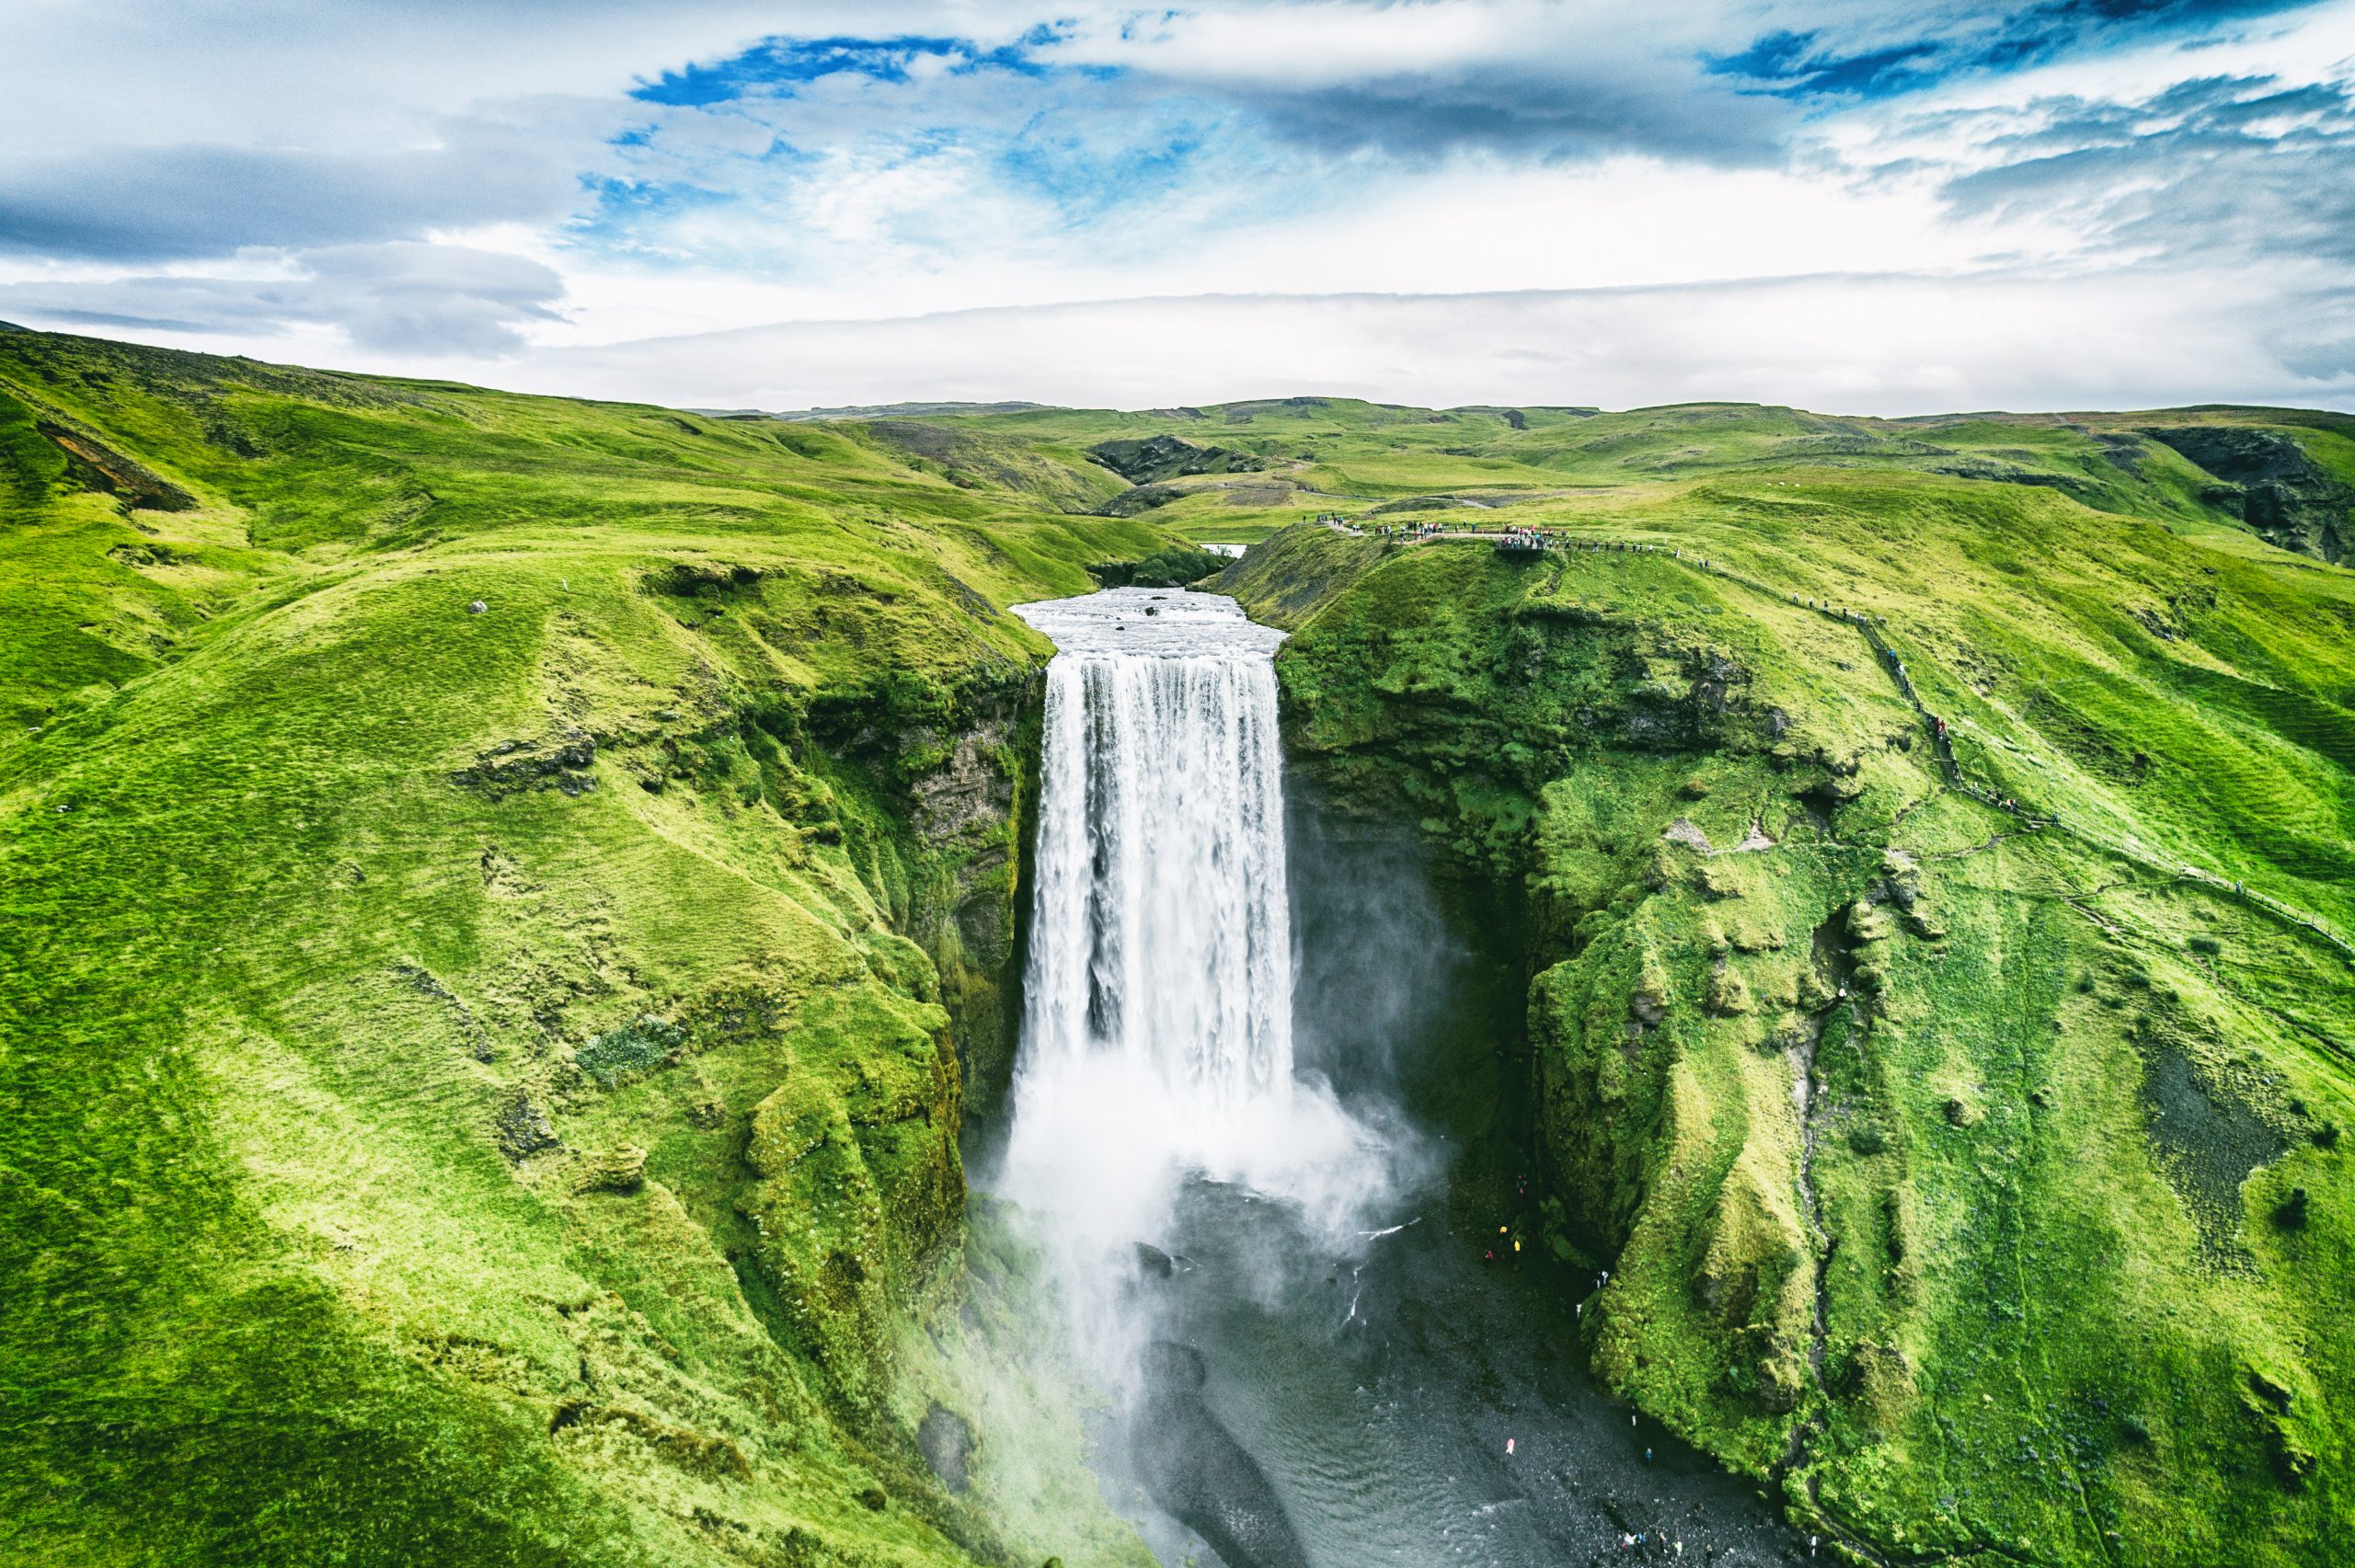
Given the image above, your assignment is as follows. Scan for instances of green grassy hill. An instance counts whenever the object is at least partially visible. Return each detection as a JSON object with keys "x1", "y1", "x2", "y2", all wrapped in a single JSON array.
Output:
[
  {"x1": 0, "y1": 331, "x2": 1165, "y2": 1568},
  {"x1": 1220, "y1": 452, "x2": 2355, "y2": 1565},
  {"x1": 4, "y1": 327, "x2": 2351, "y2": 1567},
  {"x1": 832, "y1": 395, "x2": 2353, "y2": 568}
]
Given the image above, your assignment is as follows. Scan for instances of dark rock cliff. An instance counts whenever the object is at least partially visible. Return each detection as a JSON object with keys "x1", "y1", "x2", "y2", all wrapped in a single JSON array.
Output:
[
  {"x1": 2143, "y1": 425, "x2": 2350, "y2": 563},
  {"x1": 1088, "y1": 432, "x2": 1268, "y2": 485}
]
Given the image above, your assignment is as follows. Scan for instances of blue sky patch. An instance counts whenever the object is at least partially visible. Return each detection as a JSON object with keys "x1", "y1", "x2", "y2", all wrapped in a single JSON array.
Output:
[
  {"x1": 631, "y1": 31, "x2": 1064, "y2": 107},
  {"x1": 1711, "y1": 0, "x2": 2328, "y2": 100},
  {"x1": 1708, "y1": 29, "x2": 1947, "y2": 99}
]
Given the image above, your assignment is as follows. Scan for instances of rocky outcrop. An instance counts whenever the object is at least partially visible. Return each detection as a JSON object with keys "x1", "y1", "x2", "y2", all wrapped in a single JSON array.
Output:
[
  {"x1": 449, "y1": 729, "x2": 597, "y2": 798},
  {"x1": 900, "y1": 675, "x2": 1041, "y2": 1123},
  {"x1": 1097, "y1": 482, "x2": 1187, "y2": 516},
  {"x1": 494, "y1": 1094, "x2": 560, "y2": 1159},
  {"x1": 1087, "y1": 433, "x2": 1266, "y2": 485},
  {"x1": 2143, "y1": 425, "x2": 2351, "y2": 563}
]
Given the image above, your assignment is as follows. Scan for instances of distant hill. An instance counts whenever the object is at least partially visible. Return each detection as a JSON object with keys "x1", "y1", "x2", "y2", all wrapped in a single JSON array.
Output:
[{"x1": 704, "y1": 398, "x2": 1051, "y2": 421}]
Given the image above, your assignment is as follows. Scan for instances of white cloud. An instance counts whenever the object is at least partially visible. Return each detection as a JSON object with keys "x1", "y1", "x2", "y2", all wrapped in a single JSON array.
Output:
[
  {"x1": 527, "y1": 151, "x2": 2061, "y2": 345},
  {"x1": 0, "y1": 241, "x2": 565, "y2": 354},
  {"x1": 0, "y1": 1, "x2": 2349, "y2": 413},
  {"x1": 488, "y1": 269, "x2": 2355, "y2": 417}
]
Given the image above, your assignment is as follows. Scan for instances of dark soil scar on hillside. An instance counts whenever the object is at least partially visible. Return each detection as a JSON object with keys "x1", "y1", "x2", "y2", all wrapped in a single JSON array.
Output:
[
  {"x1": 2140, "y1": 1046, "x2": 2284, "y2": 1269},
  {"x1": 39, "y1": 419, "x2": 198, "y2": 510}
]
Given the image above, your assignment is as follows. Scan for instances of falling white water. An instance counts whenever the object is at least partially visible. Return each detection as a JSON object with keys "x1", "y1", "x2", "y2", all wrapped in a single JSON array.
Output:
[
  {"x1": 1025, "y1": 595, "x2": 1292, "y2": 1108},
  {"x1": 998, "y1": 589, "x2": 1392, "y2": 1314}
]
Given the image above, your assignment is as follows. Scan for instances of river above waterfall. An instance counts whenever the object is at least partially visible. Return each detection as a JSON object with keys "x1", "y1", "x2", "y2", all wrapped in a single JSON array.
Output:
[
  {"x1": 1012, "y1": 582, "x2": 1286, "y2": 658},
  {"x1": 992, "y1": 587, "x2": 1802, "y2": 1568}
]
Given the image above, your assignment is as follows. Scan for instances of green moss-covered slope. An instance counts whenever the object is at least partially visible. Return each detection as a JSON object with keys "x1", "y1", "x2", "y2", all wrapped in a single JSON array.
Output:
[
  {"x1": 0, "y1": 331, "x2": 1162, "y2": 1568},
  {"x1": 1224, "y1": 466, "x2": 2355, "y2": 1564}
]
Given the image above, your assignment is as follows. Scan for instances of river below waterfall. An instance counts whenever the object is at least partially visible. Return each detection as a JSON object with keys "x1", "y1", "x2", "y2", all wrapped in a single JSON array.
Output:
[{"x1": 991, "y1": 588, "x2": 1805, "y2": 1568}]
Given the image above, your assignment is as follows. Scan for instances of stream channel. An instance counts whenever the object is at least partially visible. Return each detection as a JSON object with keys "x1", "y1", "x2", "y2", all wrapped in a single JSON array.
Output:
[{"x1": 985, "y1": 587, "x2": 1808, "y2": 1567}]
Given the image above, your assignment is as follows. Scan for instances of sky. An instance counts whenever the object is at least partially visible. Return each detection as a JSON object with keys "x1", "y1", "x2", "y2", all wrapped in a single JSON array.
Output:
[{"x1": 3, "y1": 0, "x2": 2353, "y2": 414}]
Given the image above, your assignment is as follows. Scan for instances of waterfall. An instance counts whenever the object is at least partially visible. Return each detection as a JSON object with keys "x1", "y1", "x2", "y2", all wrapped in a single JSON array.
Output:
[
  {"x1": 983, "y1": 590, "x2": 1792, "y2": 1568},
  {"x1": 1022, "y1": 621, "x2": 1294, "y2": 1110},
  {"x1": 998, "y1": 588, "x2": 1384, "y2": 1278}
]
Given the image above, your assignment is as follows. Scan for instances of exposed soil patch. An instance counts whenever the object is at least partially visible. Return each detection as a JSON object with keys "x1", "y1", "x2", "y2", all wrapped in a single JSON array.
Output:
[
  {"x1": 2139, "y1": 1045, "x2": 2284, "y2": 1269},
  {"x1": 40, "y1": 419, "x2": 197, "y2": 510}
]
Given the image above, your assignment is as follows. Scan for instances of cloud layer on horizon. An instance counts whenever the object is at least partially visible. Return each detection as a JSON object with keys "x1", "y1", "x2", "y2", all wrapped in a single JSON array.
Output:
[
  {"x1": 1, "y1": 0, "x2": 2351, "y2": 413},
  {"x1": 503, "y1": 270, "x2": 2355, "y2": 417}
]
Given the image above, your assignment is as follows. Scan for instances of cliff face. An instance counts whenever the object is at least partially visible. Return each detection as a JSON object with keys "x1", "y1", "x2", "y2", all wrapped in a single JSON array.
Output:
[
  {"x1": 2142, "y1": 425, "x2": 2352, "y2": 564},
  {"x1": 902, "y1": 673, "x2": 1041, "y2": 1125},
  {"x1": 1229, "y1": 516, "x2": 2355, "y2": 1568},
  {"x1": 0, "y1": 331, "x2": 1159, "y2": 1568}
]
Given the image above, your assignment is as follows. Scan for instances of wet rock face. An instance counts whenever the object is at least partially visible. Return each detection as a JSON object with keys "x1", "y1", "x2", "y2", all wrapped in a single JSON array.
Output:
[
  {"x1": 902, "y1": 679, "x2": 1038, "y2": 1122},
  {"x1": 2142, "y1": 426, "x2": 2350, "y2": 563},
  {"x1": 1133, "y1": 1343, "x2": 1310, "y2": 1568},
  {"x1": 913, "y1": 728, "x2": 1012, "y2": 841},
  {"x1": 916, "y1": 1402, "x2": 972, "y2": 1493}
]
